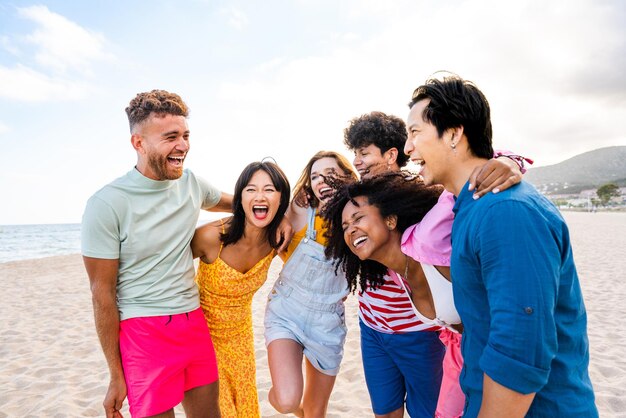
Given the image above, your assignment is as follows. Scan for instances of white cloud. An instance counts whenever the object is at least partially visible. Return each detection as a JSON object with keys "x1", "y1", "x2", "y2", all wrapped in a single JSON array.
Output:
[
  {"x1": 0, "y1": 6, "x2": 115, "y2": 102},
  {"x1": 0, "y1": 35, "x2": 21, "y2": 56},
  {"x1": 0, "y1": 121, "x2": 9, "y2": 135},
  {"x1": 333, "y1": 32, "x2": 360, "y2": 43},
  {"x1": 254, "y1": 57, "x2": 286, "y2": 73},
  {"x1": 221, "y1": 7, "x2": 249, "y2": 30},
  {"x1": 336, "y1": 0, "x2": 626, "y2": 165},
  {"x1": 17, "y1": 5, "x2": 114, "y2": 76},
  {"x1": 0, "y1": 64, "x2": 93, "y2": 102},
  {"x1": 197, "y1": 0, "x2": 626, "y2": 172},
  {"x1": 2, "y1": 0, "x2": 624, "y2": 226}
]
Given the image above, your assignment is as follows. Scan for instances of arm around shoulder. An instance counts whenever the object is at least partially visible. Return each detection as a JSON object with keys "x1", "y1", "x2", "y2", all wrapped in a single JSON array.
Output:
[
  {"x1": 207, "y1": 192, "x2": 233, "y2": 213},
  {"x1": 285, "y1": 201, "x2": 307, "y2": 233},
  {"x1": 469, "y1": 150, "x2": 532, "y2": 198}
]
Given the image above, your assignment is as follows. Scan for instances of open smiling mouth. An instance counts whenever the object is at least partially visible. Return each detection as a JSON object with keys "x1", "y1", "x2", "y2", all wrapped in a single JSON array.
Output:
[
  {"x1": 319, "y1": 187, "x2": 333, "y2": 199},
  {"x1": 168, "y1": 155, "x2": 185, "y2": 166},
  {"x1": 352, "y1": 236, "x2": 367, "y2": 249},
  {"x1": 411, "y1": 159, "x2": 426, "y2": 177},
  {"x1": 253, "y1": 205, "x2": 269, "y2": 219}
]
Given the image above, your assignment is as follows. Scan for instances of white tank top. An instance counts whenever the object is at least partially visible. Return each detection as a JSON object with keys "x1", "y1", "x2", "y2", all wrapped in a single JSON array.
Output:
[{"x1": 393, "y1": 262, "x2": 461, "y2": 333}]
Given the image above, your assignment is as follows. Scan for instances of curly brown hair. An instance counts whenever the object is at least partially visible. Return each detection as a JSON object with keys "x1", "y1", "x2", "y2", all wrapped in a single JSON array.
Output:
[
  {"x1": 322, "y1": 172, "x2": 442, "y2": 292},
  {"x1": 343, "y1": 111, "x2": 409, "y2": 167},
  {"x1": 125, "y1": 89, "x2": 189, "y2": 132}
]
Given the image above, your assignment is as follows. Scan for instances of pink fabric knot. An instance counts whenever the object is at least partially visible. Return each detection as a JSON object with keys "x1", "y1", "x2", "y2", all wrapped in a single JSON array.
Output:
[{"x1": 400, "y1": 190, "x2": 454, "y2": 267}]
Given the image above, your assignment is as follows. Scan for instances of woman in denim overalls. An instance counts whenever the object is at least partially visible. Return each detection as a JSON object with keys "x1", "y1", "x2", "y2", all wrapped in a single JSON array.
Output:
[{"x1": 264, "y1": 151, "x2": 358, "y2": 417}]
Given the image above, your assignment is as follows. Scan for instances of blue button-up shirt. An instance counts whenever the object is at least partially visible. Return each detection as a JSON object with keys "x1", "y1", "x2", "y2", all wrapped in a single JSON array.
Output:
[{"x1": 451, "y1": 180, "x2": 597, "y2": 417}]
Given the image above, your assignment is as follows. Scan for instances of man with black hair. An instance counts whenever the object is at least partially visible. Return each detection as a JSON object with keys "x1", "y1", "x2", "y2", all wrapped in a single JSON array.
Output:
[{"x1": 404, "y1": 75, "x2": 598, "y2": 417}]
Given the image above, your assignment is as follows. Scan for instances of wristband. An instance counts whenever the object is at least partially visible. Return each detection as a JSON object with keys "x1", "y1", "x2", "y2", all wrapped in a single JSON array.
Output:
[{"x1": 494, "y1": 153, "x2": 534, "y2": 174}]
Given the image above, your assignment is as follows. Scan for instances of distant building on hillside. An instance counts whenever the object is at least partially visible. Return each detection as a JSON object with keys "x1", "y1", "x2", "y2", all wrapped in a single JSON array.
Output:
[{"x1": 546, "y1": 186, "x2": 625, "y2": 211}]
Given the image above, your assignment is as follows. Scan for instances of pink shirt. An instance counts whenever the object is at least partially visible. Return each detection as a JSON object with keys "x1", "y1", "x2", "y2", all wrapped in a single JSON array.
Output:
[
  {"x1": 389, "y1": 190, "x2": 454, "y2": 288},
  {"x1": 358, "y1": 190, "x2": 455, "y2": 333}
]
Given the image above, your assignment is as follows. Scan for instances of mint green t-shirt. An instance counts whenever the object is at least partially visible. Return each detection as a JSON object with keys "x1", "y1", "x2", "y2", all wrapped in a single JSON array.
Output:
[{"x1": 81, "y1": 168, "x2": 221, "y2": 320}]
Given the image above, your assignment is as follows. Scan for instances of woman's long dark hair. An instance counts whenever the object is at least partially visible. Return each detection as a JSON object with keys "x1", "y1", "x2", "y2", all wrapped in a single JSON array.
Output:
[
  {"x1": 323, "y1": 172, "x2": 443, "y2": 292},
  {"x1": 221, "y1": 161, "x2": 291, "y2": 249}
]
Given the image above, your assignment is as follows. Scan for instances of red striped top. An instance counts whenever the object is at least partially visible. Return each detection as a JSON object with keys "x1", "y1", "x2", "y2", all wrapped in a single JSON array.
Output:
[{"x1": 358, "y1": 274, "x2": 440, "y2": 333}]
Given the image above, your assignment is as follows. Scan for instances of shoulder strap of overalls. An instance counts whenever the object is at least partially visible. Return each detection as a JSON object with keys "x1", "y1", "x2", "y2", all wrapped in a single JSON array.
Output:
[{"x1": 305, "y1": 206, "x2": 317, "y2": 241}]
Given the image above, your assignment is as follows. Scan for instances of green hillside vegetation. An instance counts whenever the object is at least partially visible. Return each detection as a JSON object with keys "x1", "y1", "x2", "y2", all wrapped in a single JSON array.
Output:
[{"x1": 524, "y1": 146, "x2": 626, "y2": 194}]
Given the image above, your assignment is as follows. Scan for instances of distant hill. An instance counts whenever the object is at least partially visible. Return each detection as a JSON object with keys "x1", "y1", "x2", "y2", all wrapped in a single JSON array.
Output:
[{"x1": 524, "y1": 146, "x2": 626, "y2": 194}]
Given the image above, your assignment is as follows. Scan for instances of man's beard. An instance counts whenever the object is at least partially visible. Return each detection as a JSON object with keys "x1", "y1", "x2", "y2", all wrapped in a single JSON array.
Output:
[{"x1": 147, "y1": 152, "x2": 183, "y2": 180}]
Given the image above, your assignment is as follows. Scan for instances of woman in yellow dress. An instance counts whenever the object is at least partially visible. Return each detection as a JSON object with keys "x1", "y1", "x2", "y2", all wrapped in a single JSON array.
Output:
[{"x1": 192, "y1": 161, "x2": 290, "y2": 418}]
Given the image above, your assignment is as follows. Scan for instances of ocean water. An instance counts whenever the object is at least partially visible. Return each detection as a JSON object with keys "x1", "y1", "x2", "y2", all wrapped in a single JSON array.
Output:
[
  {"x1": 1, "y1": 211, "x2": 623, "y2": 265},
  {"x1": 0, "y1": 218, "x2": 215, "y2": 264},
  {"x1": 0, "y1": 223, "x2": 81, "y2": 263}
]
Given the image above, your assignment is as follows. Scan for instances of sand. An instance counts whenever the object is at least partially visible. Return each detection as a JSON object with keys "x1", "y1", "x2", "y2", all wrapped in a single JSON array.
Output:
[{"x1": 0, "y1": 211, "x2": 624, "y2": 417}]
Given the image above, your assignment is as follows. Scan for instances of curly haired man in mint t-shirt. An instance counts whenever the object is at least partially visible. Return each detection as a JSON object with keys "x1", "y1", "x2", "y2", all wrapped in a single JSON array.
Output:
[{"x1": 81, "y1": 90, "x2": 233, "y2": 418}]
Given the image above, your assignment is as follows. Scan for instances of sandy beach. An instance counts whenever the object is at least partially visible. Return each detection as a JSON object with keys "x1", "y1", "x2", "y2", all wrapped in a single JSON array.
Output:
[{"x1": 1, "y1": 211, "x2": 625, "y2": 417}]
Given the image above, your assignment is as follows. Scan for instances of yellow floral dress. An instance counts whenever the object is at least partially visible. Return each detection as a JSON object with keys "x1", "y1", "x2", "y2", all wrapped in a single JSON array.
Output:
[{"x1": 196, "y1": 245, "x2": 275, "y2": 418}]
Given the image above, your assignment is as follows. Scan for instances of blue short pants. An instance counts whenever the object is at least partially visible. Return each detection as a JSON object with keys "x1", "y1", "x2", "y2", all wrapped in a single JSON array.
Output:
[{"x1": 359, "y1": 319, "x2": 445, "y2": 416}]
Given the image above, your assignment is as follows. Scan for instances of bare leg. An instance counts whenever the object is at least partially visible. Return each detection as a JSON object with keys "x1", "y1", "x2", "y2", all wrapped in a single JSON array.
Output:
[
  {"x1": 300, "y1": 357, "x2": 337, "y2": 418},
  {"x1": 181, "y1": 381, "x2": 221, "y2": 418},
  {"x1": 375, "y1": 407, "x2": 405, "y2": 418},
  {"x1": 267, "y1": 339, "x2": 305, "y2": 414}
]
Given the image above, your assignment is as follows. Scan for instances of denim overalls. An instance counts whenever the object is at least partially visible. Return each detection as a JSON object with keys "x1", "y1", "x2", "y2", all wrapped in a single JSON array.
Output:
[{"x1": 264, "y1": 207, "x2": 349, "y2": 376}]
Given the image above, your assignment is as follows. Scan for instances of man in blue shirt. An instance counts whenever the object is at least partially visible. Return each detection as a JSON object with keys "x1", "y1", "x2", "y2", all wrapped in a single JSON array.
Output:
[{"x1": 403, "y1": 75, "x2": 597, "y2": 417}]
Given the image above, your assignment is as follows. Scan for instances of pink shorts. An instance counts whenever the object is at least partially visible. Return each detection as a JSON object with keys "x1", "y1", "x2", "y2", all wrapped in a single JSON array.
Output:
[
  {"x1": 119, "y1": 308, "x2": 218, "y2": 418},
  {"x1": 435, "y1": 329, "x2": 465, "y2": 418}
]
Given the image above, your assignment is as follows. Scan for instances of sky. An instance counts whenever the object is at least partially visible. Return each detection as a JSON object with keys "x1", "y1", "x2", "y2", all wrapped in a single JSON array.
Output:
[{"x1": 1, "y1": 0, "x2": 624, "y2": 225}]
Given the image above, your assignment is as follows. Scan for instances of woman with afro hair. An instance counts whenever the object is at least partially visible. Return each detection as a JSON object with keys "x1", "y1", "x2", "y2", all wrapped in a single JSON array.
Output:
[{"x1": 323, "y1": 172, "x2": 465, "y2": 418}]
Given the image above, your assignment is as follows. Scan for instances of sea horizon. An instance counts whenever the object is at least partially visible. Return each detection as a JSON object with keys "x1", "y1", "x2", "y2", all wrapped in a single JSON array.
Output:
[
  {"x1": 0, "y1": 223, "x2": 82, "y2": 264},
  {"x1": 2, "y1": 210, "x2": 624, "y2": 264},
  {"x1": 0, "y1": 217, "x2": 221, "y2": 264}
]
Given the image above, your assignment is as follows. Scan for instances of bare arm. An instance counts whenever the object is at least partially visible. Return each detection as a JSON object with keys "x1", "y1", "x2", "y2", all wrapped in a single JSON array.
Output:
[
  {"x1": 191, "y1": 220, "x2": 224, "y2": 262},
  {"x1": 83, "y1": 256, "x2": 126, "y2": 418},
  {"x1": 468, "y1": 156, "x2": 522, "y2": 198},
  {"x1": 276, "y1": 216, "x2": 294, "y2": 254},
  {"x1": 478, "y1": 374, "x2": 535, "y2": 418},
  {"x1": 206, "y1": 192, "x2": 234, "y2": 213},
  {"x1": 285, "y1": 202, "x2": 307, "y2": 233},
  {"x1": 276, "y1": 203, "x2": 307, "y2": 258}
]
